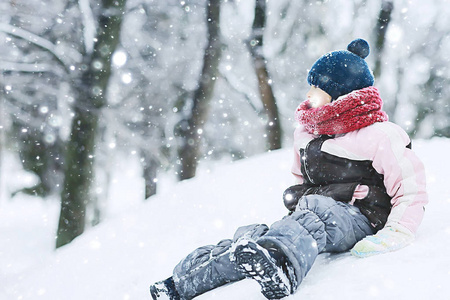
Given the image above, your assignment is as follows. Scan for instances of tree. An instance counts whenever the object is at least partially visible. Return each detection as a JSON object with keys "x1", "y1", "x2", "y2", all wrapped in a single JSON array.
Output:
[
  {"x1": 56, "y1": 0, "x2": 127, "y2": 248},
  {"x1": 176, "y1": 0, "x2": 222, "y2": 181},
  {"x1": 0, "y1": 2, "x2": 69, "y2": 198},
  {"x1": 106, "y1": 0, "x2": 212, "y2": 196},
  {"x1": 247, "y1": 0, "x2": 282, "y2": 150},
  {"x1": 372, "y1": 0, "x2": 394, "y2": 79}
]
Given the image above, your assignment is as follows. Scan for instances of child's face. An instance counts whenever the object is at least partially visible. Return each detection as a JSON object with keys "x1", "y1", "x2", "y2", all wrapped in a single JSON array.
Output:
[{"x1": 307, "y1": 86, "x2": 332, "y2": 108}]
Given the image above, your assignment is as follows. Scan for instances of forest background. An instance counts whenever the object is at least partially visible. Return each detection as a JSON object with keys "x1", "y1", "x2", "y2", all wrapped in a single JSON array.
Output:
[{"x1": 0, "y1": 0, "x2": 449, "y2": 249}]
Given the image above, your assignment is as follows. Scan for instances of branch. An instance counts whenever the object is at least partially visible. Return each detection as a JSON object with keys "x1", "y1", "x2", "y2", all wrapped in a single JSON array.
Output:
[
  {"x1": 269, "y1": 2, "x2": 300, "y2": 58},
  {"x1": 0, "y1": 23, "x2": 82, "y2": 72},
  {"x1": 219, "y1": 69, "x2": 262, "y2": 116},
  {"x1": 3, "y1": 98, "x2": 51, "y2": 128},
  {"x1": 78, "y1": 0, "x2": 97, "y2": 54},
  {"x1": 102, "y1": 109, "x2": 170, "y2": 165},
  {"x1": 0, "y1": 61, "x2": 66, "y2": 76}
]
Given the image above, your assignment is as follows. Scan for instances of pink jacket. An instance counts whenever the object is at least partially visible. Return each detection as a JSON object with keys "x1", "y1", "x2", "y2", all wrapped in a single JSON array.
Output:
[{"x1": 291, "y1": 121, "x2": 428, "y2": 234}]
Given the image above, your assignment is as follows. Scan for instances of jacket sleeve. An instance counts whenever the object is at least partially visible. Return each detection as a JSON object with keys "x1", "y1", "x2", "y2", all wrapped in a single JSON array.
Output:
[{"x1": 371, "y1": 124, "x2": 428, "y2": 234}]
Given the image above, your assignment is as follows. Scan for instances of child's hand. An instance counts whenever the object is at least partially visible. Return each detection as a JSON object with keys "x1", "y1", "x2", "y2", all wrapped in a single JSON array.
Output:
[{"x1": 351, "y1": 223, "x2": 414, "y2": 258}]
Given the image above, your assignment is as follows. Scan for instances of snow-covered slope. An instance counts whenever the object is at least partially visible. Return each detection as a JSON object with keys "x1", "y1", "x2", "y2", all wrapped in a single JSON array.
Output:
[{"x1": 1, "y1": 138, "x2": 450, "y2": 299}]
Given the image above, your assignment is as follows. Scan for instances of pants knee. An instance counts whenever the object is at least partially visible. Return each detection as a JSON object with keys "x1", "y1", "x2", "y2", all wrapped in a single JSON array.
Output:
[
  {"x1": 288, "y1": 209, "x2": 327, "y2": 249},
  {"x1": 297, "y1": 195, "x2": 372, "y2": 252}
]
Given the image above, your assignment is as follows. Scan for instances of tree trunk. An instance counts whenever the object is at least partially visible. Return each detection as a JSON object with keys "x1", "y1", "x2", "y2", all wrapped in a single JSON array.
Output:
[
  {"x1": 411, "y1": 72, "x2": 437, "y2": 138},
  {"x1": 142, "y1": 151, "x2": 159, "y2": 199},
  {"x1": 56, "y1": 0, "x2": 127, "y2": 248},
  {"x1": 248, "y1": 0, "x2": 282, "y2": 151},
  {"x1": 177, "y1": 0, "x2": 222, "y2": 181},
  {"x1": 373, "y1": 0, "x2": 394, "y2": 79}
]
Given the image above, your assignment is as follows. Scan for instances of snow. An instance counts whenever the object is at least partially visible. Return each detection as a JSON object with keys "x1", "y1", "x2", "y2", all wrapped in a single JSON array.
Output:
[{"x1": 1, "y1": 138, "x2": 450, "y2": 300}]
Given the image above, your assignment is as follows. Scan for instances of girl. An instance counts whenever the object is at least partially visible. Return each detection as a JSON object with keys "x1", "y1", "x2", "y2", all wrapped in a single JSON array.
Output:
[{"x1": 150, "y1": 38, "x2": 428, "y2": 300}]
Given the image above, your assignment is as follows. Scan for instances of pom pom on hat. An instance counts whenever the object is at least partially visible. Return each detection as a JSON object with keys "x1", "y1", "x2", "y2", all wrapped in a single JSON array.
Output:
[
  {"x1": 347, "y1": 38, "x2": 370, "y2": 59},
  {"x1": 307, "y1": 38, "x2": 374, "y2": 100}
]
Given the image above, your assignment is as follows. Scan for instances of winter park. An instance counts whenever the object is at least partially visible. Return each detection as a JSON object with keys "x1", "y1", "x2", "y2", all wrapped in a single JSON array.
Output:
[{"x1": 1, "y1": 0, "x2": 450, "y2": 300}]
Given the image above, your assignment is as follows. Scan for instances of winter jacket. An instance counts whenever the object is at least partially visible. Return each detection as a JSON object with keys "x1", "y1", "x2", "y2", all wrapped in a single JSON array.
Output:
[{"x1": 285, "y1": 121, "x2": 428, "y2": 233}]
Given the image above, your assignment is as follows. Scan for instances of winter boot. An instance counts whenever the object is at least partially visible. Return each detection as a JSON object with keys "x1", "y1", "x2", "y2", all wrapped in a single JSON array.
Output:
[
  {"x1": 150, "y1": 277, "x2": 181, "y2": 300},
  {"x1": 231, "y1": 239, "x2": 294, "y2": 299}
]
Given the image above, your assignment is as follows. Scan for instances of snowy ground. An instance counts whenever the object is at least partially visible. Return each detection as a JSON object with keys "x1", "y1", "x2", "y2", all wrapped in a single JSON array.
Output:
[{"x1": 1, "y1": 138, "x2": 450, "y2": 300}]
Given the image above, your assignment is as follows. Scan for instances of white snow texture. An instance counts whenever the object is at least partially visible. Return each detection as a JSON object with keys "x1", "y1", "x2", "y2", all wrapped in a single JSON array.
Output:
[{"x1": 1, "y1": 138, "x2": 449, "y2": 299}]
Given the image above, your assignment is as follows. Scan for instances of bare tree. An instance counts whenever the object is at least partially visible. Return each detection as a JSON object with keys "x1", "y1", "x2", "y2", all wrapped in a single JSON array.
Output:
[
  {"x1": 56, "y1": 0, "x2": 127, "y2": 248},
  {"x1": 372, "y1": 0, "x2": 394, "y2": 79},
  {"x1": 247, "y1": 0, "x2": 282, "y2": 150},
  {"x1": 177, "y1": 0, "x2": 222, "y2": 181}
]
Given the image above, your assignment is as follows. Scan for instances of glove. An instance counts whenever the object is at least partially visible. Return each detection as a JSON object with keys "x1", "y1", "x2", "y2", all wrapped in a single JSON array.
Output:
[
  {"x1": 351, "y1": 223, "x2": 414, "y2": 258},
  {"x1": 283, "y1": 184, "x2": 311, "y2": 211}
]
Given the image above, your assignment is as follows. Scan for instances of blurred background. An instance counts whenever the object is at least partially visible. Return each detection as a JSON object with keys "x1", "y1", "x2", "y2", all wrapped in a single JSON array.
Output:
[{"x1": 0, "y1": 0, "x2": 449, "y2": 248}]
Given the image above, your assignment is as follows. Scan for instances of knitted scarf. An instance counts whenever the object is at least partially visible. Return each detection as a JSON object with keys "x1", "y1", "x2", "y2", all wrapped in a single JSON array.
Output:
[{"x1": 295, "y1": 86, "x2": 388, "y2": 135}]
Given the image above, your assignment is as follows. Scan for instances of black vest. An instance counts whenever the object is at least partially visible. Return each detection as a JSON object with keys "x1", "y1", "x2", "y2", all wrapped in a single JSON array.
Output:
[{"x1": 285, "y1": 135, "x2": 393, "y2": 231}]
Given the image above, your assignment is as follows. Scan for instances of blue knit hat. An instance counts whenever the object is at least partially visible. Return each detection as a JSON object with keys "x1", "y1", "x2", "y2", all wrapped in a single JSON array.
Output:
[{"x1": 307, "y1": 38, "x2": 374, "y2": 100}]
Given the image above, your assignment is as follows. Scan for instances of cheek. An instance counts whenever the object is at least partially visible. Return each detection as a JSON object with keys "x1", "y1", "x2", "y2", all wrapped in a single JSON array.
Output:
[{"x1": 310, "y1": 96, "x2": 330, "y2": 108}]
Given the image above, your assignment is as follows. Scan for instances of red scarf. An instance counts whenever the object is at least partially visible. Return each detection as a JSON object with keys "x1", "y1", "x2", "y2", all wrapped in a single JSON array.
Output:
[{"x1": 295, "y1": 86, "x2": 388, "y2": 135}]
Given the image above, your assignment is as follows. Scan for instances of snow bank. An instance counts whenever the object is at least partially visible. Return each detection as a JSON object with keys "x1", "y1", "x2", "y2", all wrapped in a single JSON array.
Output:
[{"x1": 1, "y1": 138, "x2": 449, "y2": 299}]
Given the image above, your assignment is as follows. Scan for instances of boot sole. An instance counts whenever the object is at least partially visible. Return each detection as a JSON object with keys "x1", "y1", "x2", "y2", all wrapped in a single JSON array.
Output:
[
  {"x1": 150, "y1": 280, "x2": 179, "y2": 300},
  {"x1": 149, "y1": 284, "x2": 160, "y2": 300},
  {"x1": 233, "y1": 240, "x2": 291, "y2": 299}
]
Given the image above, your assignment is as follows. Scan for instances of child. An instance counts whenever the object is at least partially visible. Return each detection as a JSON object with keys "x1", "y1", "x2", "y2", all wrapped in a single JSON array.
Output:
[{"x1": 150, "y1": 38, "x2": 428, "y2": 300}]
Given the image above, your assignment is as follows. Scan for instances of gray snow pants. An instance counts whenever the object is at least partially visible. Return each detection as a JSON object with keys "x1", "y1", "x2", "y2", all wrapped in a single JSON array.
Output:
[{"x1": 172, "y1": 195, "x2": 374, "y2": 299}]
